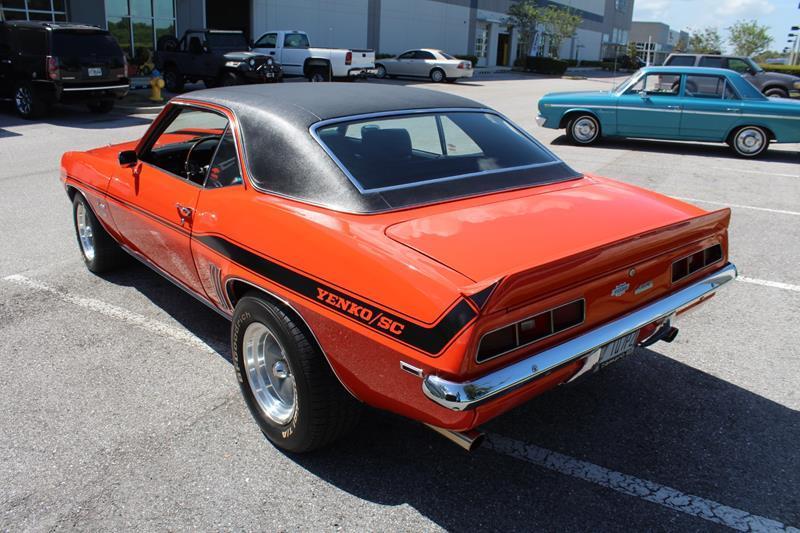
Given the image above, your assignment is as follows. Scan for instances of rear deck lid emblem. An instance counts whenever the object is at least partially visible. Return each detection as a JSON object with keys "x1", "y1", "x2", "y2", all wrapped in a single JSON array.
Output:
[{"x1": 611, "y1": 282, "x2": 630, "y2": 297}]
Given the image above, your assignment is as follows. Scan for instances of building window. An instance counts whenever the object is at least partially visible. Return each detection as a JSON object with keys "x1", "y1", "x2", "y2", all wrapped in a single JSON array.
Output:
[
  {"x1": 0, "y1": 0, "x2": 68, "y2": 22},
  {"x1": 475, "y1": 25, "x2": 487, "y2": 60},
  {"x1": 105, "y1": 0, "x2": 175, "y2": 76},
  {"x1": 615, "y1": 0, "x2": 626, "y2": 11}
]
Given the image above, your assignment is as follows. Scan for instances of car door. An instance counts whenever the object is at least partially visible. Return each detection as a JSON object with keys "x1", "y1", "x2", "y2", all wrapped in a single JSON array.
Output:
[
  {"x1": 393, "y1": 50, "x2": 417, "y2": 76},
  {"x1": 615, "y1": 72, "x2": 683, "y2": 137},
  {"x1": 184, "y1": 31, "x2": 207, "y2": 77},
  {"x1": 725, "y1": 57, "x2": 758, "y2": 88},
  {"x1": 106, "y1": 104, "x2": 230, "y2": 297},
  {"x1": 679, "y1": 74, "x2": 742, "y2": 141},
  {"x1": 0, "y1": 25, "x2": 13, "y2": 96},
  {"x1": 280, "y1": 32, "x2": 310, "y2": 76},
  {"x1": 410, "y1": 50, "x2": 436, "y2": 77},
  {"x1": 253, "y1": 32, "x2": 284, "y2": 70}
]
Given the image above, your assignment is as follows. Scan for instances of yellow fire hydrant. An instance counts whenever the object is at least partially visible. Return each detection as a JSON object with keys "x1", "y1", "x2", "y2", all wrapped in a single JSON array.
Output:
[{"x1": 149, "y1": 69, "x2": 165, "y2": 102}]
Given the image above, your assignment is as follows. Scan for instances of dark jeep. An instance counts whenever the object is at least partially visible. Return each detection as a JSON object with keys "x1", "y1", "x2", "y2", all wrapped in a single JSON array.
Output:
[
  {"x1": 0, "y1": 21, "x2": 129, "y2": 118},
  {"x1": 664, "y1": 53, "x2": 800, "y2": 99},
  {"x1": 155, "y1": 29, "x2": 282, "y2": 92}
]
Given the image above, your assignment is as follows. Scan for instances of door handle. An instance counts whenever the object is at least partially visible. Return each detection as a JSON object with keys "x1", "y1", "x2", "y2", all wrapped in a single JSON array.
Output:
[
  {"x1": 176, "y1": 203, "x2": 193, "y2": 225},
  {"x1": 725, "y1": 108, "x2": 740, "y2": 112},
  {"x1": 665, "y1": 105, "x2": 682, "y2": 110}
]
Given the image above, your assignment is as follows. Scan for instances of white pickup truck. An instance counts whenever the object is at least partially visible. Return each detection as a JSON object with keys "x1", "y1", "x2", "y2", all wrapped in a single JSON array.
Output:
[{"x1": 251, "y1": 30, "x2": 375, "y2": 82}]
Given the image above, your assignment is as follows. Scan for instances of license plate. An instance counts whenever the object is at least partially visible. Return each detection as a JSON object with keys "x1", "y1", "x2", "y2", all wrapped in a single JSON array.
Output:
[
  {"x1": 88, "y1": 67, "x2": 102, "y2": 77},
  {"x1": 599, "y1": 330, "x2": 638, "y2": 367}
]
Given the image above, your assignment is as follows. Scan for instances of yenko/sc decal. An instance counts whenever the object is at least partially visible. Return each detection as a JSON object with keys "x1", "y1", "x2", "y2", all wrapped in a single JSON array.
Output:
[{"x1": 316, "y1": 287, "x2": 406, "y2": 335}]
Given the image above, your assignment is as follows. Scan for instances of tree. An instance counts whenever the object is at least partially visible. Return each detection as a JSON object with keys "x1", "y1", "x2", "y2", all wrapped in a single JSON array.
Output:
[
  {"x1": 507, "y1": 0, "x2": 543, "y2": 59},
  {"x1": 541, "y1": 5, "x2": 583, "y2": 58},
  {"x1": 728, "y1": 20, "x2": 773, "y2": 57},
  {"x1": 689, "y1": 27, "x2": 723, "y2": 54}
]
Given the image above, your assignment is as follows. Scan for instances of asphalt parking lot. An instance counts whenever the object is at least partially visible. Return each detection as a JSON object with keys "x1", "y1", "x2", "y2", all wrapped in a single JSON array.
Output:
[{"x1": 1, "y1": 73, "x2": 798, "y2": 531}]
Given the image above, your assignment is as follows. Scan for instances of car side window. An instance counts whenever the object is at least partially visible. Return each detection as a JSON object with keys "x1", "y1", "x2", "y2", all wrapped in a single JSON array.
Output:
[
  {"x1": 685, "y1": 75, "x2": 736, "y2": 99},
  {"x1": 397, "y1": 51, "x2": 416, "y2": 60},
  {"x1": 254, "y1": 33, "x2": 276, "y2": 48},
  {"x1": 665, "y1": 56, "x2": 695, "y2": 66},
  {"x1": 415, "y1": 51, "x2": 435, "y2": 60},
  {"x1": 727, "y1": 58, "x2": 750, "y2": 74},
  {"x1": 283, "y1": 33, "x2": 309, "y2": 49},
  {"x1": 0, "y1": 27, "x2": 10, "y2": 55},
  {"x1": 698, "y1": 56, "x2": 724, "y2": 68},
  {"x1": 204, "y1": 126, "x2": 243, "y2": 188},
  {"x1": 15, "y1": 28, "x2": 47, "y2": 56},
  {"x1": 140, "y1": 106, "x2": 230, "y2": 185},
  {"x1": 186, "y1": 32, "x2": 206, "y2": 53},
  {"x1": 627, "y1": 74, "x2": 681, "y2": 96}
]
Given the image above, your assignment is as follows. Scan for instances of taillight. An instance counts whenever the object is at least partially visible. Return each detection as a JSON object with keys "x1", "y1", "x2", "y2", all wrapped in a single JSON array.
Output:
[
  {"x1": 345, "y1": 51, "x2": 352, "y2": 65},
  {"x1": 476, "y1": 299, "x2": 585, "y2": 363},
  {"x1": 458, "y1": 61, "x2": 471, "y2": 69},
  {"x1": 122, "y1": 54, "x2": 128, "y2": 77},
  {"x1": 671, "y1": 244, "x2": 722, "y2": 283},
  {"x1": 46, "y1": 55, "x2": 60, "y2": 80}
]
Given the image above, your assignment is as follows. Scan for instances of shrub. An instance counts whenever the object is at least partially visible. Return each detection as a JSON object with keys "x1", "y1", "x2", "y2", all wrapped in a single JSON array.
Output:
[
  {"x1": 455, "y1": 54, "x2": 479, "y2": 66},
  {"x1": 522, "y1": 55, "x2": 568, "y2": 75},
  {"x1": 758, "y1": 64, "x2": 800, "y2": 76}
]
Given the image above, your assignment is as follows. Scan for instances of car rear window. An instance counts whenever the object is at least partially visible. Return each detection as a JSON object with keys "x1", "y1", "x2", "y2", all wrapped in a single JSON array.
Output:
[
  {"x1": 698, "y1": 56, "x2": 724, "y2": 68},
  {"x1": 314, "y1": 111, "x2": 560, "y2": 193},
  {"x1": 665, "y1": 55, "x2": 695, "y2": 66},
  {"x1": 51, "y1": 31, "x2": 122, "y2": 57}
]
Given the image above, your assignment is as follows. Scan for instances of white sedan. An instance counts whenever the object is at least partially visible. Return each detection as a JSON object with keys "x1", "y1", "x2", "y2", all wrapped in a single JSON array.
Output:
[{"x1": 375, "y1": 49, "x2": 474, "y2": 83}]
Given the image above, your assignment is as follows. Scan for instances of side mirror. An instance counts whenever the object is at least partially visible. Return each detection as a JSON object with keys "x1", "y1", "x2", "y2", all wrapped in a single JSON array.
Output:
[
  {"x1": 638, "y1": 90, "x2": 649, "y2": 99},
  {"x1": 119, "y1": 150, "x2": 138, "y2": 167}
]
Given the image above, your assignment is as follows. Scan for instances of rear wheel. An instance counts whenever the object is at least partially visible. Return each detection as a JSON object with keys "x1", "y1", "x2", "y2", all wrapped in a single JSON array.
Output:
[
  {"x1": 14, "y1": 82, "x2": 47, "y2": 119},
  {"x1": 729, "y1": 126, "x2": 769, "y2": 158},
  {"x1": 72, "y1": 193, "x2": 127, "y2": 273},
  {"x1": 163, "y1": 66, "x2": 184, "y2": 93},
  {"x1": 87, "y1": 100, "x2": 115, "y2": 114},
  {"x1": 232, "y1": 294, "x2": 362, "y2": 453},
  {"x1": 307, "y1": 66, "x2": 331, "y2": 82},
  {"x1": 429, "y1": 68, "x2": 445, "y2": 83},
  {"x1": 566, "y1": 113, "x2": 601, "y2": 145}
]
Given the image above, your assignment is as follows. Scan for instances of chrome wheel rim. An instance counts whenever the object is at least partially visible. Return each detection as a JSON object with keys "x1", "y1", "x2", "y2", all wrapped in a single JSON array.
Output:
[
  {"x1": 243, "y1": 322, "x2": 296, "y2": 425},
  {"x1": 15, "y1": 86, "x2": 32, "y2": 115},
  {"x1": 75, "y1": 202, "x2": 95, "y2": 262},
  {"x1": 573, "y1": 117, "x2": 597, "y2": 143},
  {"x1": 376, "y1": 65, "x2": 386, "y2": 78},
  {"x1": 735, "y1": 128, "x2": 765, "y2": 155},
  {"x1": 431, "y1": 70, "x2": 444, "y2": 82}
]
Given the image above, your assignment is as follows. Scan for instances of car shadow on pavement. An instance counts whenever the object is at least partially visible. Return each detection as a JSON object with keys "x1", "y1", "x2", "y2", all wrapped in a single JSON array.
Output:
[
  {"x1": 97, "y1": 263, "x2": 799, "y2": 529},
  {"x1": 0, "y1": 127, "x2": 21, "y2": 138},
  {"x1": 0, "y1": 103, "x2": 152, "y2": 130},
  {"x1": 552, "y1": 135, "x2": 800, "y2": 165}
]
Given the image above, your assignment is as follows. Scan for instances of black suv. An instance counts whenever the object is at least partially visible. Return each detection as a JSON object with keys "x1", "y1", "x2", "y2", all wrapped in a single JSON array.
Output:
[
  {"x1": 0, "y1": 21, "x2": 129, "y2": 118},
  {"x1": 664, "y1": 53, "x2": 800, "y2": 99}
]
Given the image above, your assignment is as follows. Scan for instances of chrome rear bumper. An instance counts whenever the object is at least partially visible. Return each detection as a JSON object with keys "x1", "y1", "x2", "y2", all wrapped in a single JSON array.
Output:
[{"x1": 423, "y1": 263, "x2": 737, "y2": 411}]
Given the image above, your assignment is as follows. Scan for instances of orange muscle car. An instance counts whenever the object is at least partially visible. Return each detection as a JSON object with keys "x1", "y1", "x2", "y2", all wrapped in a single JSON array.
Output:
[{"x1": 61, "y1": 84, "x2": 737, "y2": 452}]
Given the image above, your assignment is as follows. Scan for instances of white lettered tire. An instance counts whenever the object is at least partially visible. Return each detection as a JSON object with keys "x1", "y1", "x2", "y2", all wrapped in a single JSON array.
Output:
[
  {"x1": 566, "y1": 114, "x2": 601, "y2": 145},
  {"x1": 729, "y1": 126, "x2": 769, "y2": 158}
]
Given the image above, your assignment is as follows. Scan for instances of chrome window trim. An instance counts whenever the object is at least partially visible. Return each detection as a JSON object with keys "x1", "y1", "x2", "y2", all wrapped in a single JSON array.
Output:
[
  {"x1": 476, "y1": 298, "x2": 586, "y2": 364},
  {"x1": 309, "y1": 107, "x2": 566, "y2": 195},
  {"x1": 61, "y1": 84, "x2": 130, "y2": 91}
]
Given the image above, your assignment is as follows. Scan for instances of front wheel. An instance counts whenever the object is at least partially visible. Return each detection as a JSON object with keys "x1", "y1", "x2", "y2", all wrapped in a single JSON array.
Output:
[
  {"x1": 220, "y1": 71, "x2": 243, "y2": 86},
  {"x1": 764, "y1": 87, "x2": 788, "y2": 99},
  {"x1": 375, "y1": 64, "x2": 387, "y2": 79},
  {"x1": 163, "y1": 66, "x2": 184, "y2": 93},
  {"x1": 72, "y1": 193, "x2": 127, "y2": 273},
  {"x1": 566, "y1": 114, "x2": 601, "y2": 145},
  {"x1": 429, "y1": 68, "x2": 445, "y2": 83},
  {"x1": 729, "y1": 126, "x2": 769, "y2": 158},
  {"x1": 232, "y1": 294, "x2": 361, "y2": 453}
]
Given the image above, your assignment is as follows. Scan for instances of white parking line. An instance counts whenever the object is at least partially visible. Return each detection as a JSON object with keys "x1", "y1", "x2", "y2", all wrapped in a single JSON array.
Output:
[
  {"x1": 672, "y1": 197, "x2": 800, "y2": 217},
  {"x1": 487, "y1": 434, "x2": 797, "y2": 532},
  {"x1": 5, "y1": 273, "x2": 798, "y2": 530},
  {"x1": 738, "y1": 277, "x2": 800, "y2": 293},
  {"x1": 2, "y1": 274, "x2": 224, "y2": 355},
  {"x1": 712, "y1": 167, "x2": 799, "y2": 179}
]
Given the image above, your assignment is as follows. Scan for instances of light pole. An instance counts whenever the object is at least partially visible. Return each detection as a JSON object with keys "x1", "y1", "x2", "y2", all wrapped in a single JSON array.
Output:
[{"x1": 789, "y1": 33, "x2": 799, "y2": 65}]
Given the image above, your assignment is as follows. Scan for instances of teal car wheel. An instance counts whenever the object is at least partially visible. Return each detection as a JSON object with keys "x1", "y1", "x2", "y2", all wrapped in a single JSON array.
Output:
[
  {"x1": 566, "y1": 114, "x2": 601, "y2": 145},
  {"x1": 730, "y1": 126, "x2": 769, "y2": 158}
]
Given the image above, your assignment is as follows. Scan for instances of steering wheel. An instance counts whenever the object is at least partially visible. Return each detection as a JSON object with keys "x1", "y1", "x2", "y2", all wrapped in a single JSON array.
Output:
[{"x1": 184, "y1": 135, "x2": 220, "y2": 183}]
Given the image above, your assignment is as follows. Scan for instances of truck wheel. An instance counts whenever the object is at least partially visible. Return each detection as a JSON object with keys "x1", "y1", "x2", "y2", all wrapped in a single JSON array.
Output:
[
  {"x1": 220, "y1": 72, "x2": 243, "y2": 86},
  {"x1": 87, "y1": 100, "x2": 115, "y2": 114},
  {"x1": 232, "y1": 293, "x2": 362, "y2": 453},
  {"x1": 163, "y1": 66, "x2": 184, "y2": 93},
  {"x1": 157, "y1": 35, "x2": 180, "y2": 52},
  {"x1": 308, "y1": 66, "x2": 331, "y2": 82},
  {"x1": 566, "y1": 113, "x2": 601, "y2": 145},
  {"x1": 375, "y1": 64, "x2": 387, "y2": 79},
  {"x1": 429, "y1": 68, "x2": 445, "y2": 83},
  {"x1": 764, "y1": 87, "x2": 788, "y2": 99},
  {"x1": 72, "y1": 193, "x2": 127, "y2": 273},
  {"x1": 729, "y1": 126, "x2": 769, "y2": 158},
  {"x1": 14, "y1": 82, "x2": 47, "y2": 119}
]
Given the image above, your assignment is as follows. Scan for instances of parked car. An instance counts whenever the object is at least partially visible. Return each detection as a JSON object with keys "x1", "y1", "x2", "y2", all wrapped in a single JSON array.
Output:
[
  {"x1": 61, "y1": 84, "x2": 736, "y2": 453},
  {"x1": 537, "y1": 66, "x2": 800, "y2": 158},
  {"x1": 375, "y1": 49, "x2": 473, "y2": 82},
  {"x1": 602, "y1": 54, "x2": 645, "y2": 70},
  {"x1": 251, "y1": 30, "x2": 374, "y2": 82},
  {"x1": 155, "y1": 29, "x2": 282, "y2": 92},
  {"x1": 0, "y1": 21, "x2": 128, "y2": 118},
  {"x1": 664, "y1": 53, "x2": 800, "y2": 99}
]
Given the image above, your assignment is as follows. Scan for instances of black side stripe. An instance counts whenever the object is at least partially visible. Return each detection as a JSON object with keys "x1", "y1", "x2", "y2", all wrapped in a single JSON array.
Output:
[{"x1": 195, "y1": 234, "x2": 477, "y2": 355}]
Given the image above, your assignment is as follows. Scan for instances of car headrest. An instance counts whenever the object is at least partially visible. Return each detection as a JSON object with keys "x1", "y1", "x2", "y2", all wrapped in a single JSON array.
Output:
[
  {"x1": 362, "y1": 128, "x2": 412, "y2": 160},
  {"x1": 189, "y1": 37, "x2": 203, "y2": 53}
]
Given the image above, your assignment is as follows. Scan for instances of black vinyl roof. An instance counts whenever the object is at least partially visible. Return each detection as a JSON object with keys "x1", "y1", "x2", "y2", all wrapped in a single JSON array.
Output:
[{"x1": 176, "y1": 84, "x2": 576, "y2": 214}]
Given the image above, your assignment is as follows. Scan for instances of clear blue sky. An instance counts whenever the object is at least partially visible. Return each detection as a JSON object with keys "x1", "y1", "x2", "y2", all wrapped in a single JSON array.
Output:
[{"x1": 633, "y1": 0, "x2": 800, "y2": 53}]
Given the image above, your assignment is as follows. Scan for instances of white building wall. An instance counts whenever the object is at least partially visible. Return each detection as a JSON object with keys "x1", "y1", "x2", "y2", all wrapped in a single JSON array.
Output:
[
  {"x1": 251, "y1": 0, "x2": 369, "y2": 49},
  {"x1": 379, "y1": 0, "x2": 470, "y2": 56},
  {"x1": 563, "y1": 28, "x2": 603, "y2": 61},
  {"x1": 559, "y1": 0, "x2": 604, "y2": 17}
]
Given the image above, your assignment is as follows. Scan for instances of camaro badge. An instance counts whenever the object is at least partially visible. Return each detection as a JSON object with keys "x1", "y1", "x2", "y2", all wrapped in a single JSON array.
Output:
[
  {"x1": 635, "y1": 280, "x2": 654, "y2": 295},
  {"x1": 611, "y1": 282, "x2": 630, "y2": 297}
]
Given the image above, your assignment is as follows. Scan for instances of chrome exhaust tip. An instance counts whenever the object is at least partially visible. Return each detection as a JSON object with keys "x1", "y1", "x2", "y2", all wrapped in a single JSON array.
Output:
[{"x1": 424, "y1": 423, "x2": 485, "y2": 452}]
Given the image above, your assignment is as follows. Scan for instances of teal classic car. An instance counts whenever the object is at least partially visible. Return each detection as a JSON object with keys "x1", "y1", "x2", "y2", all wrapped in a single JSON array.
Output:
[{"x1": 537, "y1": 66, "x2": 800, "y2": 157}]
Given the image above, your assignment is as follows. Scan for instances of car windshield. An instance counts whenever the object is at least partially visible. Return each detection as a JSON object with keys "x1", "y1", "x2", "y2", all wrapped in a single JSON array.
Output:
[
  {"x1": 613, "y1": 73, "x2": 636, "y2": 93},
  {"x1": 51, "y1": 31, "x2": 122, "y2": 58},
  {"x1": 315, "y1": 111, "x2": 561, "y2": 193},
  {"x1": 206, "y1": 32, "x2": 248, "y2": 49}
]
